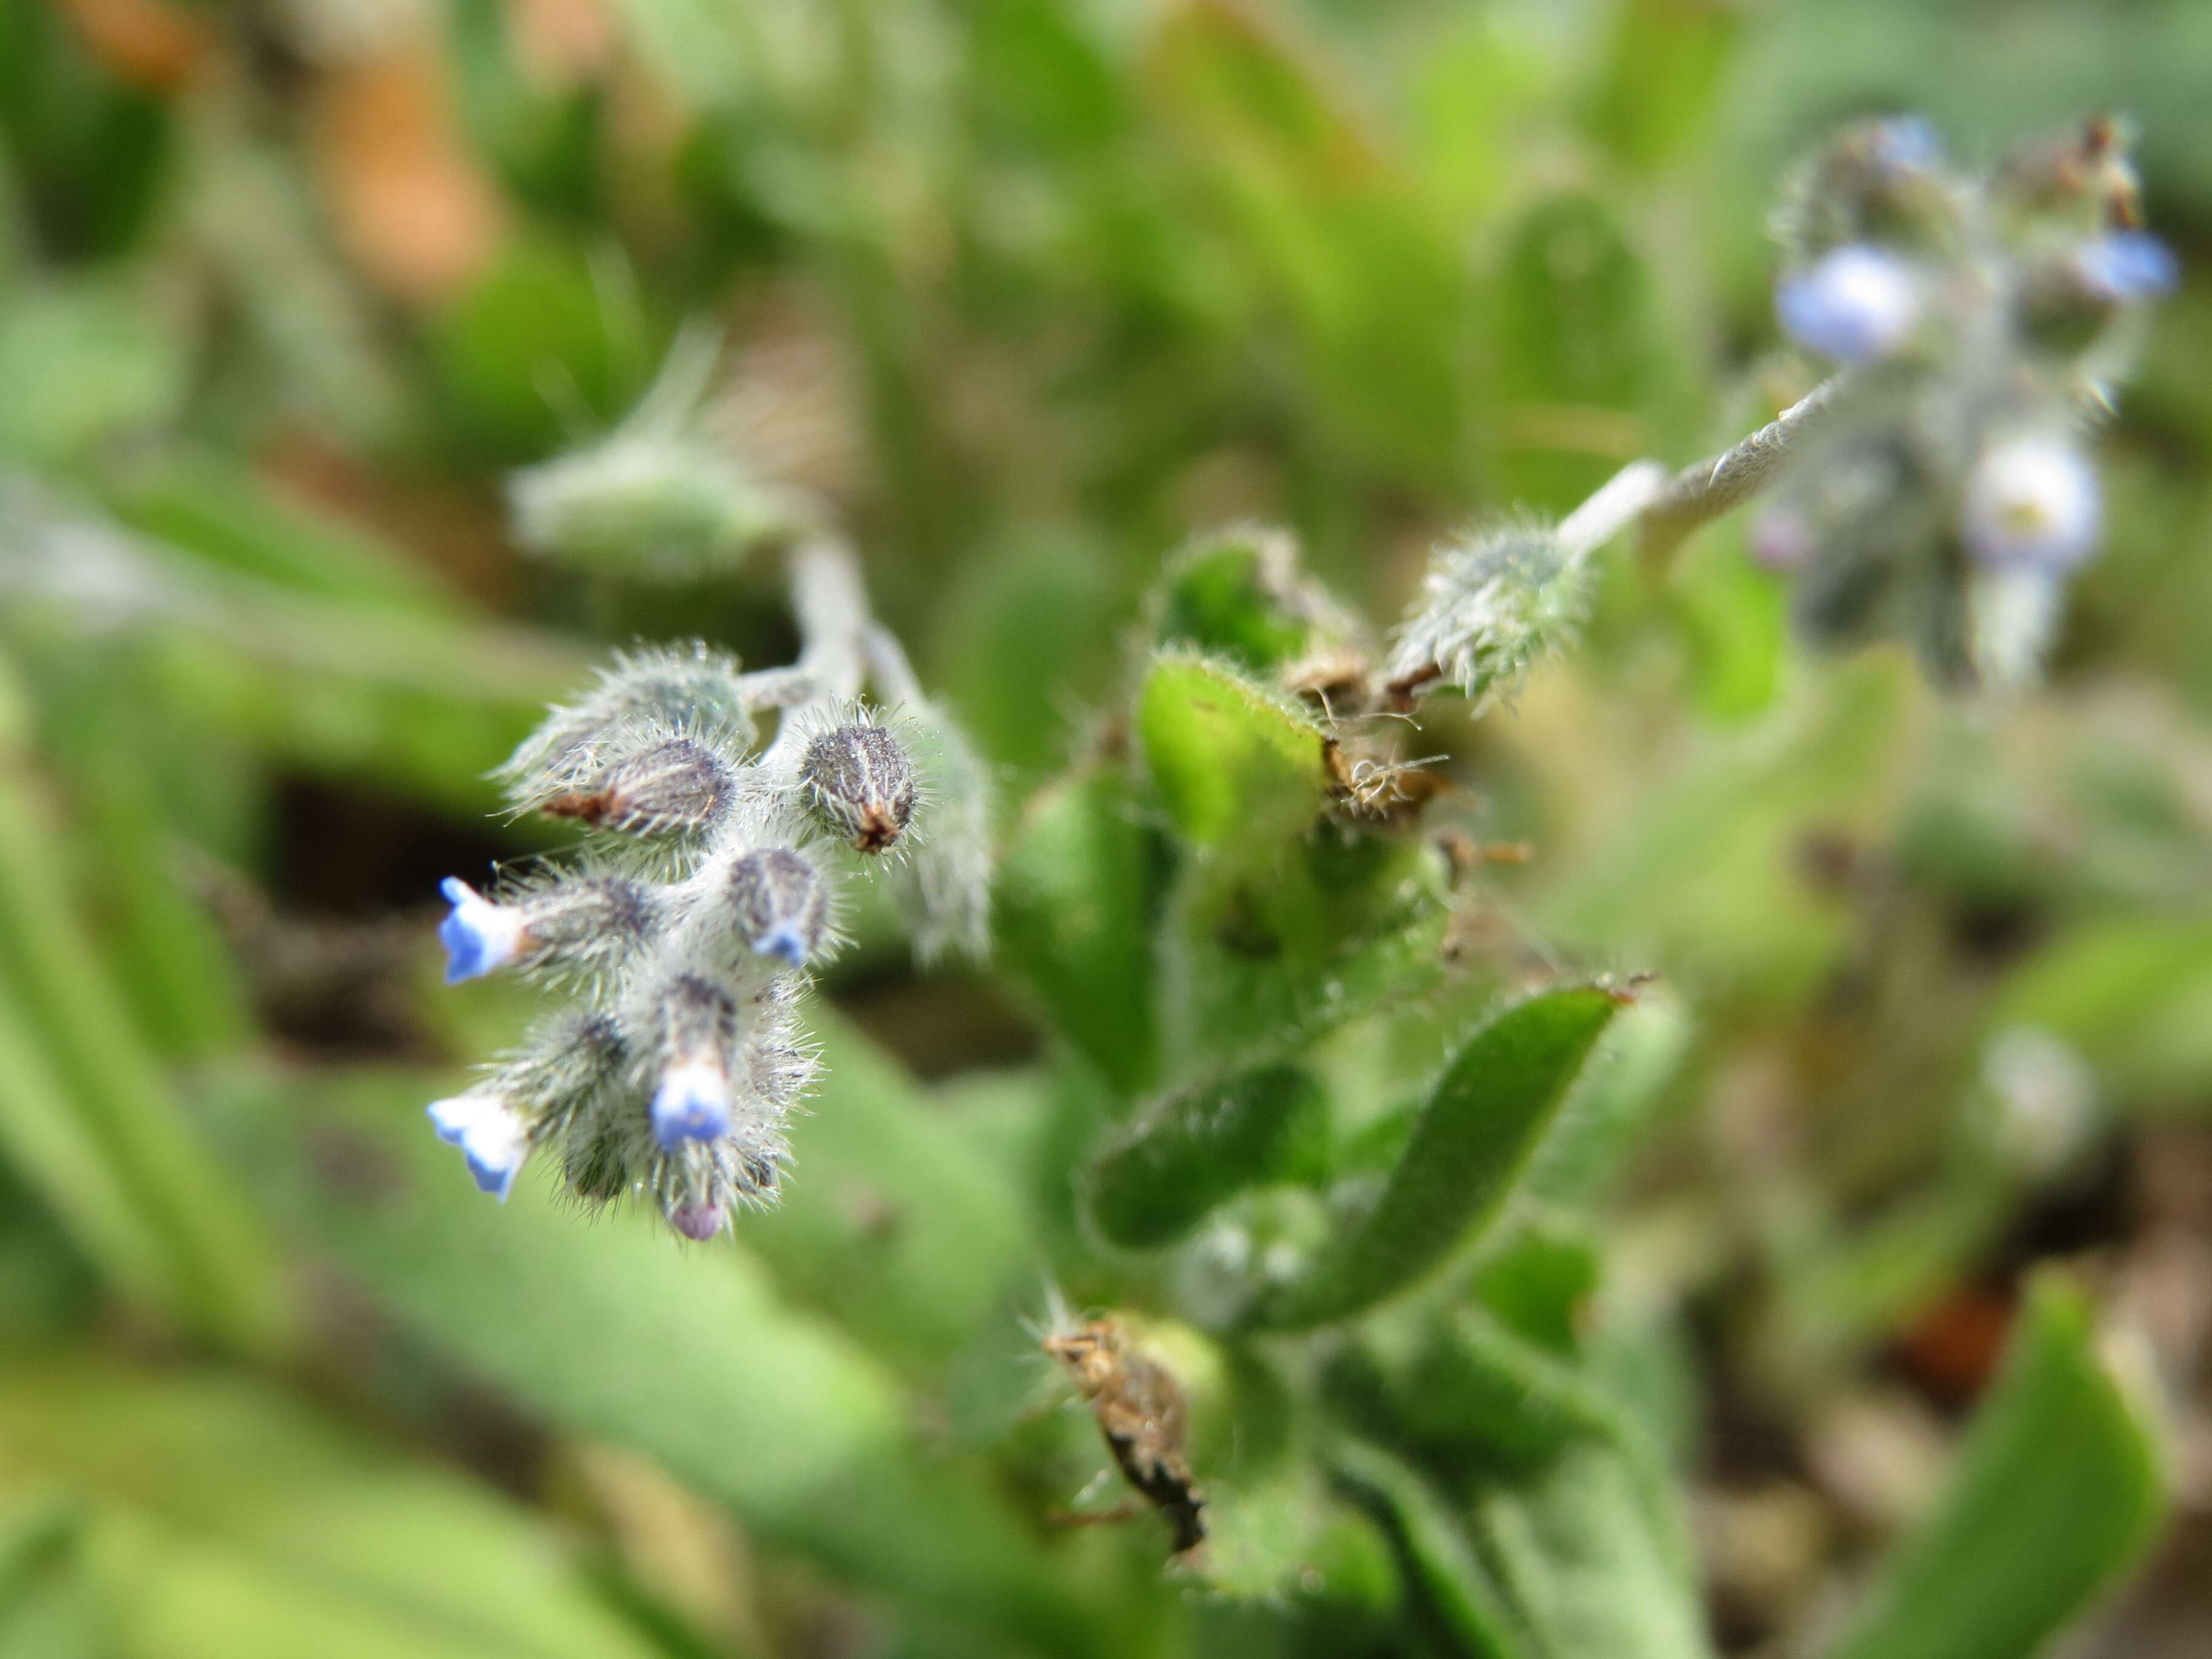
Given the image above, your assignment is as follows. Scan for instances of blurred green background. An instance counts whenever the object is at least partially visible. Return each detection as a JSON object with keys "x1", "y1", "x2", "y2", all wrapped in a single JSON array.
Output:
[{"x1": 1, "y1": 0, "x2": 2210, "y2": 1655}]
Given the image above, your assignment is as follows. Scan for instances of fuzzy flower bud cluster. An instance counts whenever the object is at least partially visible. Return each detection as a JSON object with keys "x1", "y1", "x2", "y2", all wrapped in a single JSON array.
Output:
[
  {"x1": 1384, "y1": 523, "x2": 1590, "y2": 711},
  {"x1": 507, "y1": 326, "x2": 807, "y2": 581},
  {"x1": 1757, "y1": 115, "x2": 2176, "y2": 685},
  {"x1": 427, "y1": 640, "x2": 991, "y2": 1238}
]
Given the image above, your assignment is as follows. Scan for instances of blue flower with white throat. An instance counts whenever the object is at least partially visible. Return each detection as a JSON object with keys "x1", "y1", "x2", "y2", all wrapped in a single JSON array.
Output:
[
  {"x1": 438, "y1": 877, "x2": 530, "y2": 984},
  {"x1": 652, "y1": 1056, "x2": 732, "y2": 1150},
  {"x1": 426, "y1": 1094, "x2": 531, "y2": 1200}
]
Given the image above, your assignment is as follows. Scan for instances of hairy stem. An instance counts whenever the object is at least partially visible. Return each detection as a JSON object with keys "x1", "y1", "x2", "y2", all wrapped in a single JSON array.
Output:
[
  {"x1": 1389, "y1": 375, "x2": 1847, "y2": 706},
  {"x1": 763, "y1": 535, "x2": 877, "y2": 767},
  {"x1": 1635, "y1": 373, "x2": 1850, "y2": 562}
]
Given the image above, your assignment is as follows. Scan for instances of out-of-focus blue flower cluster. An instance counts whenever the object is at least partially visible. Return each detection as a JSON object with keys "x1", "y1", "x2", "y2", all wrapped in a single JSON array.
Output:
[{"x1": 1758, "y1": 116, "x2": 2176, "y2": 685}]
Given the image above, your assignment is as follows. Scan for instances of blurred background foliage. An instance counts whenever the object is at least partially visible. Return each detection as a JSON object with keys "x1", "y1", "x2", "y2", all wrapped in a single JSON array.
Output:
[{"x1": 0, "y1": 0, "x2": 2209, "y2": 1655}]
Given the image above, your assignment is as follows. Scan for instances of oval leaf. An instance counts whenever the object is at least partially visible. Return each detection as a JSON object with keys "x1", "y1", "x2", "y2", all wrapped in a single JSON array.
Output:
[
  {"x1": 1085, "y1": 1062, "x2": 1321, "y2": 1249},
  {"x1": 1824, "y1": 1276, "x2": 2166, "y2": 1659},
  {"x1": 1245, "y1": 988, "x2": 1618, "y2": 1330}
]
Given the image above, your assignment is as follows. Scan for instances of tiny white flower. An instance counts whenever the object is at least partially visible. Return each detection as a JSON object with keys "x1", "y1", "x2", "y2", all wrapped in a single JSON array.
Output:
[
  {"x1": 1962, "y1": 437, "x2": 2102, "y2": 570},
  {"x1": 426, "y1": 1094, "x2": 531, "y2": 1200},
  {"x1": 1775, "y1": 244, "x2": 1923, "y2": 364}
]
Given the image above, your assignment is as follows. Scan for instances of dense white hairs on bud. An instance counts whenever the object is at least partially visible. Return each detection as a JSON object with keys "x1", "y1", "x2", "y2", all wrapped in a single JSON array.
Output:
[
  {"x1": 507, "y1": 323, "x2": 808, "y2": 581},
  {"x1": 501, "y1": 642, "x2": 760, "y2": 806},
  {"x1": 1387, "y1": 522, "x2": 1592, "y2": 711},
  {"x1": 896, "y1": 702, "x2": 995, "y2": 966}
]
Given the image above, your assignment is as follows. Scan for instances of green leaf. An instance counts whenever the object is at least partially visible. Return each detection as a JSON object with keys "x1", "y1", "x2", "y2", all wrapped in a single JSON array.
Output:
[
  {"x1": 1137, "y1": 654, "x2": 1325, "y2": 850},
  {"x1": 1333, "y1": 1440, "x2": 1525, "y2": 1659},
  {"x1": 1245, "y1": 988, "x2": 1619, "y2": 1330},
  {"x1": 1523, "y1": 994, "x2": 1692, "y2": 1207},
  {"x1": 1467, "y1": 1441, "x2": 1711, "y2": 1659},
  {"x1": 1988, "y1": 918, "x2": 2212, "y2": 1110},
  {"x1": 1145, "y1": 2, "x2": 1472, "y2": 488},
  {"x1": 242, "y1": 1068, "x2": 1101, "y2": 1655},
  {"x1": 995, "y1": 760, "x2": 1162, "y2": 1097},
  {"x1": 0, "y1": 659, "x2": 287, "y2": 1358},
  {"x1": 1398, "y1": 1311, "x2": 1626, "y2": 1467},
  {"x1": 0, "y1": 1358, "x2": 669, "y2": 1659},
  {"x1": 1084, "y1": 1062, "x2": 1322, "y2": 1249},
  {"x1": 1492, "y1": 194, "x2": 1677, "y2": 511},
  {"x1": 1581, "y1": 0, "x2": 1742, "y2": 174},
  {"x1": 1824, "y1": 1277, "x2": 2166, "y2": 1659},
  {"x1": 0, "y1": 280, "x2": 186, "y2": 462},
  {"x1": 102, "y1": 455, "x2": 460, "y2": 618},
  {"x1": 1150, "y1": 528, "x2": 1318, "y2": 674},
  {"x1": 733, "y1": 1011, "x2": 1028, "y2": 1377},
  {"x1": 1156, "y1": 827, "x2": 1450, "y2": 1076}
]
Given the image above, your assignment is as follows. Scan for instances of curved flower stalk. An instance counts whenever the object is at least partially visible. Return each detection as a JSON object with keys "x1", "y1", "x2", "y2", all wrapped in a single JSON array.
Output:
[
  {"x1": 1386, "y1": 116, "x2": 2174, "y2": 709},
  {"x1": 429, "y1": 525, "x2": 993, "y2": 1236}
]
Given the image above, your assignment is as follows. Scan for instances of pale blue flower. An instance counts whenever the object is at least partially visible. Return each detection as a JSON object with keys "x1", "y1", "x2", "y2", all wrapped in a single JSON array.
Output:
[
  {"x1": 1776, "y1": 244, "x2": 1923, "y2": 363},
  {"x1": 426, "y1": 1094, "x2": 529, "y2": 1200}
]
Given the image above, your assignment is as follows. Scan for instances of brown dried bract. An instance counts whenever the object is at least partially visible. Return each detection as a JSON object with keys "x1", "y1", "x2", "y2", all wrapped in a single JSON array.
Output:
[
  {"x1": 1043, "y1": 1318, "x2": 1206, "y2": 1557},
  {"x1": 1324, "y1": 737, "x2": 1453, "y2": 831},
  {"x1": 1279, "y1": 645, "x2": 1372, "y2": 716}
]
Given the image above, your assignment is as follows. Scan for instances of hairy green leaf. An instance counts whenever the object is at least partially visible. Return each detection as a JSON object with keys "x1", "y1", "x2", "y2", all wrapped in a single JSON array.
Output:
[
  {"x1": 1138, "y1": 654, "x2": 1326, "y2": 850},
  {"x1": 1245, "y1": 988, "x2": 1618, "y2": 1330},
  {"x1": 1825, "y1": 1277, "x2": 2166, "y2": 1659},
  {"x1": 1084, "y1": 1062, "x2": 1321, "y2": 1248},
  {"x1": 996, "y1": 760, "x2": 1162, "y2": 1097}
]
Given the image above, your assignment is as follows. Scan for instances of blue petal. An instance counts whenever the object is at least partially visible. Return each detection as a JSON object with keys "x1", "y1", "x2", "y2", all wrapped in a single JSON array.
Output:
[
  {"x1": 464, "y1": 1150, "x2": 520, "y2": 1200},
  {"x1": 426, "y1": 1100, "x2": 470, "y2": 1145},
  {"x1": 2077, "y1": 232, "x2": 2178, "y2": 301},
  {"x1": 439, "y1": 908, "x2": 489, "y2": 984},
  {"x1": 652, "y1": 1070, "x2": 731, "y2": 1151},
  {"x1": 754, "y1": 926, "x2": 809, "y2": 968}
]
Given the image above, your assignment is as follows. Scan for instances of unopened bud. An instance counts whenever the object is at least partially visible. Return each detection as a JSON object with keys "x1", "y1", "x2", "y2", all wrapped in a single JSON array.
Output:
[
  {"x1": 726, "y1": 847, "x2": 827, "y2": 967},
  {"x1": 800, "y1": 719, "x2": 916, "y2": 853},
  {"x1": 541, "y1": 737, "x2": 734, "y2": 834},
  {"x1": 1387, "y1": 523, "x2": 1589, "y2": 710},
  {"x1": 665, "y1": 1199, "x2": 728, "y2": 1241}
]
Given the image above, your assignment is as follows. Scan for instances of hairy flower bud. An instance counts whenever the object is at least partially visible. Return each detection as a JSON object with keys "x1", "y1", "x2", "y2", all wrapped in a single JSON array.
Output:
[
  {"x1": 1775, "y1": 244, "x2": 1923, "y2": 364},
  {"x1": 502, "y1": 644, "x2": 757, "y2": 808},
  {"x1": 540, "y1": 736, "x2": 736, "y2": 836},
  {"x1": 725, "y1": 847, "x2": 828, "y2": 967},
  {"x1": 1386, "y1": 523, "x2": 1589, "y2": 710},
  {"x1": 649, "y1": 975, "x2": 740, "y2": 1150},
  {"x1": 800, "y1": 717, "x2": 916, "y2": 853},
  {"x1": 426, "y1": 1094, "x2": 531, "y2": 1199},
  {"x1": 664, "y1": 1199, "x2": 728, "y2": 1242}
]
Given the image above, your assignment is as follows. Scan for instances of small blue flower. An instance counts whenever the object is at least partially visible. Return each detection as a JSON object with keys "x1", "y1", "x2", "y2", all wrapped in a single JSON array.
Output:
[
  {"x1": 438, "y1": 877, "x2": 529, "y2": 984},
  {"x1": 651, "y1": 1058, "x2": 731, "y2": 1150},
  {"x1": 1963, "y1": 437, "x2": 2102, "y2": 571},
  {"x1": 427, "y1": 1095, "x2": 529, "y2": 1201},
  {"x1": 1867, "y1": 114, "x2": 1940, "y2": 172},
  {"x1": 2073, "y1": 232, "x2": 2179, "y2": 302},
  {"x1": 1776, "y1": 244, "x2": 1923, "y2": 363}
]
